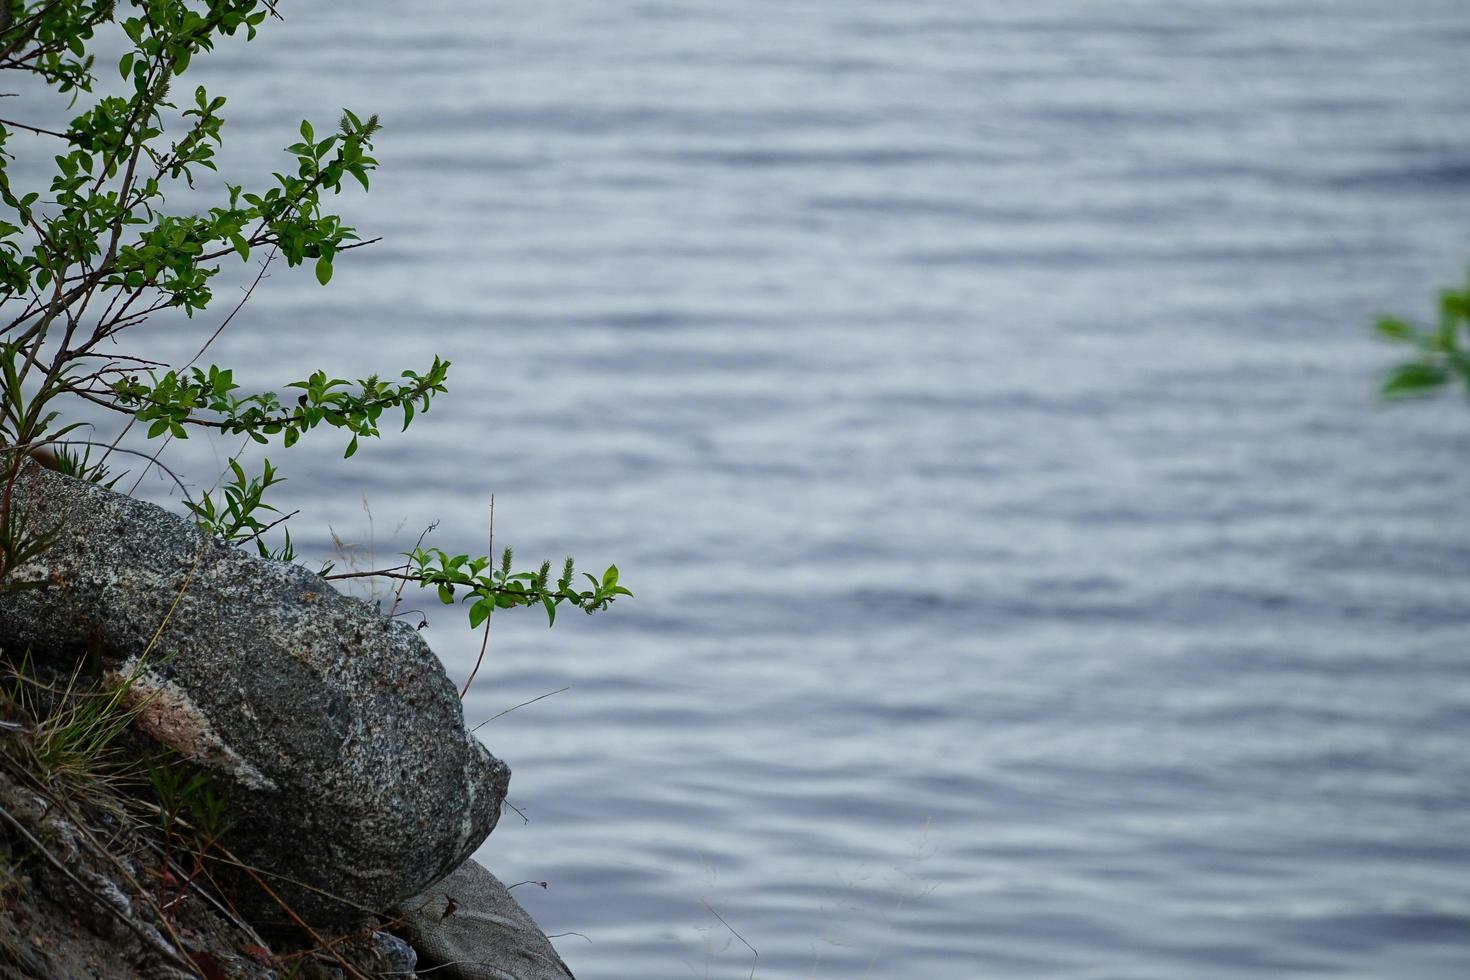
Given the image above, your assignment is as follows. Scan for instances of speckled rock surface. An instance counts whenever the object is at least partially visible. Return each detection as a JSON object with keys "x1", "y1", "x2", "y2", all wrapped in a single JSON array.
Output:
[
  {"x1": 398, "y1": 859, "x2": 576, "y2": 980},
  {"x1": 0, "y1": 464, "x2": 510, "y2": 923}
]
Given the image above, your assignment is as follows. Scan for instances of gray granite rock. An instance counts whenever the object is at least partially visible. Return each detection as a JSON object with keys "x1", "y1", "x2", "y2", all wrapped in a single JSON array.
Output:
[
  {"x1": 398, "y1": 859, "x2": 575, "y2": 980},
  {"x1": 0, "y1": 464, "x2": 510, "y2": 923}
]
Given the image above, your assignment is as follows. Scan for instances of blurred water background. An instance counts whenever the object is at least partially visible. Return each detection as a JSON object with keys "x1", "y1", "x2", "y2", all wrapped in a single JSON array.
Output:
[{"x1": 14, "y1": 0, "x2": 1470, "y2": 976}]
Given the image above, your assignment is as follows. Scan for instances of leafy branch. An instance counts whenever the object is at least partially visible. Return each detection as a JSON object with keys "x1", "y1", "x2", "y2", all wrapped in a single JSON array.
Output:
[
  {"x1": 105, "y1": 357, "x2": 450, "y2": 456},
  {"x1": 1377, "y1": 271, "x2": 1470, "y2": 399},
  {"x1": 0, "y1": 0, "x2": 629, "y2": 649},
  {"x1": 183, "y1": 456, "x2": 295, "y2": 560},
  {"x1": 408, "y1": 550, "x2": 632, "y2": 629}
]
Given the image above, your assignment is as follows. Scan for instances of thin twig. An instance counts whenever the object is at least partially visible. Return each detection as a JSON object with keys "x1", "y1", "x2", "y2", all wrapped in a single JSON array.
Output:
[
  {"x1": 471, "y1": 687, "x2": 569, "y2": 733},
  {"x1": 126, "y1": 431, "x2": 173, "y2": 496},
  {"x1": 459, "y1": 499, "x2": 494, "y2": 698},
  {"x1": 322, "y1": 563, "x2": 413, "y2": 581},
  {"x1": 235, "y1": 508, "x2": 299, "y2": 548},
  {"x1": 378, "y1": 963, "x2": 475, "y2": 977},
  {"x1": 388, "y1": 521, "x2": 438, "y2": 618},
  {"x1": 701, "y1": 900, "x2": 758, "y2": 980},
  {"x1": 0, "y1": 116, "x2": 67, "y2": 138},
  {"x1": 182, "y1": 246, "x2": 275, "y2": 371}
]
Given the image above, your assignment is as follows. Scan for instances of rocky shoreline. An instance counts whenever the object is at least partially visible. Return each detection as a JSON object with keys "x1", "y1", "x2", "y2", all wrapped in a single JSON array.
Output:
[{"x1": 0, "y1": 463, "x2": 574, "y2": 978}]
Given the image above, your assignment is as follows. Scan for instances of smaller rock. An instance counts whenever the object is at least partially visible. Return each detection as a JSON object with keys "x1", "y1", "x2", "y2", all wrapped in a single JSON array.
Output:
[
  {"x1": 368, "y1": 930, "x2": 418, "y2": 974},
  {"x1": 397, "y1": 859, "x2": 575, "y2": 980}
]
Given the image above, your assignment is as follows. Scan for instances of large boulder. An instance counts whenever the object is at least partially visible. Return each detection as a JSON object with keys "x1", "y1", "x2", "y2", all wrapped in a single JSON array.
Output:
[{"x1": 0, "y1": 463, "x2": 510, "y2": 923}]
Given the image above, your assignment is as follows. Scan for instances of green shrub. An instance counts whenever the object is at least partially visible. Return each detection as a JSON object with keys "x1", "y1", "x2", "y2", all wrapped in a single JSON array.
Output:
[{"x1": 0, "y1": 2, "x2": 628, "y2": 641}]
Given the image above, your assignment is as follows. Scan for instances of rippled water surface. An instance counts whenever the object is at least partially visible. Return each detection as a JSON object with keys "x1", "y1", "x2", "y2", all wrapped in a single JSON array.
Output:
[{"x1": 39, "y1": 1, "x2": 1470, "y2": 976}]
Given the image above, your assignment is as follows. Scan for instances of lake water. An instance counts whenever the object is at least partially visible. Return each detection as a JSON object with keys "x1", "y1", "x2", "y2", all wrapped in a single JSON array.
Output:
[{"x1": 17, "y1": 1, "x2": 1470, "y2": 976}]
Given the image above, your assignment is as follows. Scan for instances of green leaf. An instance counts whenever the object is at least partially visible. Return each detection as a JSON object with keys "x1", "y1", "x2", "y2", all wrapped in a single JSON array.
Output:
[
  {"x1": 1374, "y1": 317, "x2": 1416, "y2": 343},
  {"x1": 343, "y1": 435, "x2": 358, "y2": 458},
  {"x1": 315, "y1": 255, "x2": 332, "y2": 285},
  {"x1": 469, "y1": 598, "x2": 494, "y2": 629},
  {"x1": 1381, "y1": 361, "x2": 1450, "y2": 399},
  {"x1": 542, "y1": 595, "x2": 558, "y2": 627},
  {"x1": 1443, "y1": 294, "x2": 1470, "y2": 326}
]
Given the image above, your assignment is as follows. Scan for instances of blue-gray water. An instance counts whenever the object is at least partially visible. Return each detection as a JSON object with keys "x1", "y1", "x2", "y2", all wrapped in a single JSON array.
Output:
[{"x1": 25, "y1": 1, "x2": 1470, "y2": 975}]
